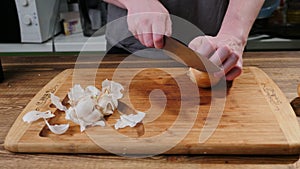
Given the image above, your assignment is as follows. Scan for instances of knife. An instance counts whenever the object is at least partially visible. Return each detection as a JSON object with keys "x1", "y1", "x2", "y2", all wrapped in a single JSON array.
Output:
[
  {"x1": 163, "y1": 37, "x2": 222, "y2": 73},
  {"x1": 117, "y1": 101, "x2": 136, "y2": 115},
  {"x1": 117, "y1": 101, "x2": 145, "y2": 136}
]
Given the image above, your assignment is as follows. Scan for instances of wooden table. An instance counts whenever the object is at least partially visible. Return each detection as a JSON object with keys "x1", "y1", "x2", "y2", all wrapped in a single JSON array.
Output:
[
  {"x1": 0, "y1": 51, "x2": 300, "y2": 169},
  {"x1": 0, "y1": 58, "x2": 4, "y2": 82}
]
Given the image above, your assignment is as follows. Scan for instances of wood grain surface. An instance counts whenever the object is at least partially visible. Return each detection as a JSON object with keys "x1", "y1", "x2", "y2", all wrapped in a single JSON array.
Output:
[
  {"x1": 1, "y1": 51, "x2": 300, "y2": 168},
  {"x1": 4, "y1": 67, "x2": 300, "y2": 155}
]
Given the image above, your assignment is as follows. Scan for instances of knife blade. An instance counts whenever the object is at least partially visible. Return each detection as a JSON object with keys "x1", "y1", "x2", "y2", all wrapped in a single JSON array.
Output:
[
  {"x1": 117, "y1": 101, "x2": 145, "y2": 136},
  {"x1": 117, "y1": 101, "x2": 136, "y2": 115},
  {"x1": 163, "y1": 37, "x2": 222, "y2": 73}
]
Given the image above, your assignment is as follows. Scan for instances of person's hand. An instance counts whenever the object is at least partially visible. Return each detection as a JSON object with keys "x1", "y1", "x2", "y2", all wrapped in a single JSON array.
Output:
[
  {"x1": 188, "y1": 34, "x2": 246, "y2": 81},
  {"x1": 124, "y1": 0, "x2": 172, "y2": 48}
]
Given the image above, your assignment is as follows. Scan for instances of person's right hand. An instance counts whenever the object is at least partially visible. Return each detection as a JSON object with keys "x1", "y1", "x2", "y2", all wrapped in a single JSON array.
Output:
[{"x1": 124, "y1": 0, "x2": 172, "y2": 48}]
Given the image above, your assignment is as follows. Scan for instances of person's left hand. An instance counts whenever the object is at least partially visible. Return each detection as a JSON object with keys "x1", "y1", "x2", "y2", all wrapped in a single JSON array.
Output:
[{"x1": 188, "y1": 34, "x2": 246, "y2": 81}]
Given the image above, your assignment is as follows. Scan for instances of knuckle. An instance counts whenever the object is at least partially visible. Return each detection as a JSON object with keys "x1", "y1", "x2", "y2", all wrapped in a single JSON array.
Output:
[
  {"x1": 223, "y1": 45, "x2": 232, "y2": 53},
  {"x1": 231, "y1": 53, "x2": 239, "y2": 62}
]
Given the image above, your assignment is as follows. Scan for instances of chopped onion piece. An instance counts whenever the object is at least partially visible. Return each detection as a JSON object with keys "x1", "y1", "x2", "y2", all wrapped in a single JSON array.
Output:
[
  {"x1": 85, "y1": 85, "x2": 101, "y2": 98},
  {"x1": 44, "y1": 119, "x2": 69, "y2": 135},
  {"x1": 23, "y1": 80, "x2": 128, "y2": 134},
  {"x1": 98, "y1": 94, "x2": 116, "y2": 115},
  {"x1": 50, "y1": 93, "x2": 67, "y2": 111},
  {"x1": 92, "y1": 120, "x2": 106, "y2": 127},
  {"x1": 102, "y1": 79, "x2": 124, "y2": 100},
  {"x1": 74, "y1": 96, "x2": 95, "y2": 118},
  {"x1": 66, "y1": 98, "x2": 105, "y2": 131},
  {"x1": 115, "y1": 111, "x2": 145, "y2": 130},
  {"x1": 68, "y1": 84, "x2": 85, "y2": 106},
  {"x1": 23, "y1": 110, "x2": 54, "y2": 123}
]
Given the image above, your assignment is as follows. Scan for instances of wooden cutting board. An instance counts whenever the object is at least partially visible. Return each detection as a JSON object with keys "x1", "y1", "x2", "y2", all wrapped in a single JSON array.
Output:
[{"x1": 4, "y1": 67, "x2": 300, "y2": 155}]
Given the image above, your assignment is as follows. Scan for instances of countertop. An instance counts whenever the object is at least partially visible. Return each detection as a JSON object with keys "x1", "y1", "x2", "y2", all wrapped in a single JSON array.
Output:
[{"x1": 0, "y1": 51, "x2": 300, "y2": 168}]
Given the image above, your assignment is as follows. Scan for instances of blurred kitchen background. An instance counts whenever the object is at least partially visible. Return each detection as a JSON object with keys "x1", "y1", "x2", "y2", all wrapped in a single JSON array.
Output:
[
  {"x1": 0, "y1": 0, "x2": 299, "y2": 53},
  {"x1": 247, "y1": 0, "x2": 300, "y2": 50}
]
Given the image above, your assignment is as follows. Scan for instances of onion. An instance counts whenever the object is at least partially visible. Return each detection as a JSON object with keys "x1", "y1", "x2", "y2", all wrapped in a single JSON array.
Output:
[
  {"x1": 187, "y1": 67, "x2": 221, "y2": 88},
  {"x1": 298, "y1": 84, "x2": 300, "y2": 97}
]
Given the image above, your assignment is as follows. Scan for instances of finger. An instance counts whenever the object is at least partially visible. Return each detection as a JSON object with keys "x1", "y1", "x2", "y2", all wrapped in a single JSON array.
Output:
[
  {"x1": 127, "y1": 18, "x2": 138, "y2": 38},
  {"x1": 223, "y1": 53, "x2": 239, "y2": 74},
  {"x1": 137, "y1": 34, "x2": 146, "y2": 46},
  {"x1": 188, "y1": 37, "x2": 216, "y2": 58},
  {"x1": 152, "y1": 23, "x2": 164, "y2": 49},
  {"x1": 188, "y1": 39, "x2": 198, "y2": 51},
  {"x1": 153, "y1": 34, "x2": 164, "y2": 48},
  {"x1": 199, "y1": 38, "x2": 217, "y2": 58},
  {"x1": 137, "y1": 33, "x2": 145, "y2": 46},
  {"x1": 135, "y1": 28, "x2": 146, "y2": 46},
  {"x1": 140, "y1": 24, "x2": 154, "y2": 47},
  {"x1": 213, "y1": 53, "x2": 238, "y2": 78},
  {"x1": 165, "y1": 16, "x2": 172, "y2": 37},
  {"x1": 144, "y1": 33, "x2": 154, "y2": 47},
  {"x1": 225, "y1": 66, "x2": 242, "y2": 81},
  {"x1": 209, "y1": 46, "x2": 232, "y2": 66}
]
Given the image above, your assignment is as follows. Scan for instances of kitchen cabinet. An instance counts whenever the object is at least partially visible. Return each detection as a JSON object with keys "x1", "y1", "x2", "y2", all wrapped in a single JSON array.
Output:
[{"x1": 0, "y1": 33, "x2": 106, "y2": 53}]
